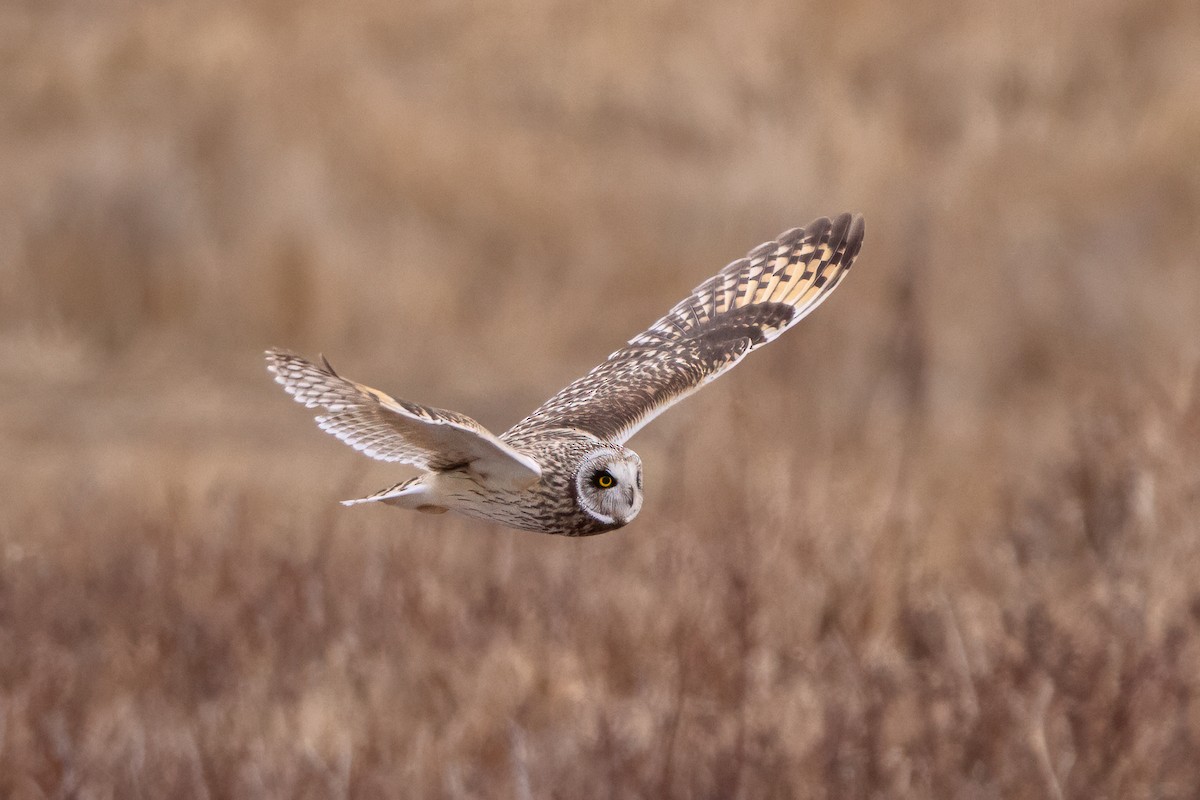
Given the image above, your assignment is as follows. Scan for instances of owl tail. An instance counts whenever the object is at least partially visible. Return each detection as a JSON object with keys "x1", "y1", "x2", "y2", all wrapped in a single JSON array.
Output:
[{"x1": 341, "y1": 475, "x2": 446, "y2": 513}]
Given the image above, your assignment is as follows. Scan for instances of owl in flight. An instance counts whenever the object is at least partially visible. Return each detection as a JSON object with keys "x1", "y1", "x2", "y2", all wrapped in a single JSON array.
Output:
[{"x1": 268, "y1": 213, "x2": 864, "y2": 536}]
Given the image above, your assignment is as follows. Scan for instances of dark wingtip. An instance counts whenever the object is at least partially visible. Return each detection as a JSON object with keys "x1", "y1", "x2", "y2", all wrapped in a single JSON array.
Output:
[
  {"x1": 761, "y1": 214, "x2": 865, "y2": 275},
  {"x1": 789, "y1": 216, "x2": 832, "y2": 246},
  {"x1": 844, "y1": 213, "x2": 865, "y2": 262},
  {"x1": 831, "y1": 211, "x2": 855, "y2": 244}
]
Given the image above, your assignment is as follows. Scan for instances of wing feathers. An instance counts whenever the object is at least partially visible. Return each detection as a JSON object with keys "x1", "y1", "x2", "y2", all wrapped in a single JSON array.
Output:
[
  {"x1": 267, "y1": 349, "x2": 541, "y2": 489},
  {"x1": 506, "y1": 213, "x2": 864, "y2": 445}
]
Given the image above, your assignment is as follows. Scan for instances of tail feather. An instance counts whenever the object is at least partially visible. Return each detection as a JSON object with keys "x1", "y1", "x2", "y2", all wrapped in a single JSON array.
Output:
[{"x1": 341, "y1": 476, "x2": 426, "y2": 507}]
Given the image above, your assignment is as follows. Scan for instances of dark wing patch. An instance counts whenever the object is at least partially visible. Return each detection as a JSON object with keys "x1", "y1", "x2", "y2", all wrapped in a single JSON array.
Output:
[{"x1": 505, "y1": 213, "x2": 864, "y2": 445}]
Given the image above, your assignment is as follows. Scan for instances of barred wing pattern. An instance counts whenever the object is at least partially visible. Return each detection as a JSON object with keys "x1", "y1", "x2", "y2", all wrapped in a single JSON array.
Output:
[
  {"x1": 267, "y1": 350, "x2": 542, "y2": 489},
  {"x1": 505, "y1": 213, "x2": 864, "y2": 446}
]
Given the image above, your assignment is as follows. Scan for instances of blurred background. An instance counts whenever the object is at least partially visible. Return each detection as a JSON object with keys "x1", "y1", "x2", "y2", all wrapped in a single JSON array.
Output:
[{"x1": 2, "y1": 0, "x2": 1199, "y2": 796}]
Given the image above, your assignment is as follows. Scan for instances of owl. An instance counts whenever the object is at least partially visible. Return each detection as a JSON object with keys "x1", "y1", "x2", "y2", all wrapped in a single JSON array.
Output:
[{"x1": 268, "y1": 213, "x2": 864, "y2": 536}]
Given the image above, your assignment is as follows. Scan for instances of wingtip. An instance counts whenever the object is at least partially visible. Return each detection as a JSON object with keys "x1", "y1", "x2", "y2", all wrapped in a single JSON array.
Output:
[
  {"x1": 781, "y1": 216, "x2": 832, "y2": 246},
  {"x1": 264, "y1": 347, "x2": 303, "y2": 374},
  {"x1": 844, "y1": 213, "x2": 866, "y2": 260},
  {"x1": 846, "y1": 211, "x2": 864, "y2": 238},
  {"x1": 264, "y1": 347, "x2": 287, "y2": 377},
  {"x1": 820, "y1": 212, "x2": 866, "y2": 265}
]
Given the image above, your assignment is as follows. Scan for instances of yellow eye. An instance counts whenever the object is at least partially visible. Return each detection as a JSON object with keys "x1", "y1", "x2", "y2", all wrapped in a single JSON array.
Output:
[{"x1": 597, "y1": 473, "x2": 615, "y2": 489}]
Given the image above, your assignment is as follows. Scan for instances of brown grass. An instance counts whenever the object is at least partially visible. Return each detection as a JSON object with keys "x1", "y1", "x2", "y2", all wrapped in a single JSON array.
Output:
[{"x1": 3, "y1": 0, "x2": 1200, "y2": 796}]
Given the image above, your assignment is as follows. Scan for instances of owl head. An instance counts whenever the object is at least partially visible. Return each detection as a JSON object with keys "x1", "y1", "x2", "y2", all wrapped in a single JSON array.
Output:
[{"x1": 575, "y1": 447, "x2": 643, "y2": 529}]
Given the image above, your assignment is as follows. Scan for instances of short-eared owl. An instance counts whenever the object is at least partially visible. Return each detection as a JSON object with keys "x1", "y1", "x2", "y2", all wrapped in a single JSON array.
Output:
[{"x1": 268, "y1": 213, "x2": 864, "y2": 536}]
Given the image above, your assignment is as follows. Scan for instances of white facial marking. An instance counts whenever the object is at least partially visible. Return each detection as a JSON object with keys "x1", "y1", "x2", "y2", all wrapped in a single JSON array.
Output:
[{"x1": 576, "y1": 449, "x2": 644, "y2": 528}]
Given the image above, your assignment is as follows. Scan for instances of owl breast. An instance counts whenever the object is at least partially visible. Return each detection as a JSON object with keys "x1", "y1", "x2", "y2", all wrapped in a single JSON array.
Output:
[{"x1": 428, "y1": 430, "x2": 624, "y2": 536}]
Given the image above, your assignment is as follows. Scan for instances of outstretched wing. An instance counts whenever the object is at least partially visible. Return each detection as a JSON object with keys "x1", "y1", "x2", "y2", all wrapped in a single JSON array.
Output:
[
  {"x1": 267, "y1": 349, "x2": 542, "y2": 489},
  {"x1": 505, "y1": 213, "x2": 864, "y2": 445}
]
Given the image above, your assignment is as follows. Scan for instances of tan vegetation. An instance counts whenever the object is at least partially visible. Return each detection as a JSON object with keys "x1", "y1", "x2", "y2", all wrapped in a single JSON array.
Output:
[{"x1": 2, "y1": 0, "x2": 1199, "y2": 796}]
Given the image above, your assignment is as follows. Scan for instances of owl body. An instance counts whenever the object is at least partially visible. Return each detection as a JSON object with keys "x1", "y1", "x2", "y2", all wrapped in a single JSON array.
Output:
[
  {"x1": 267, "y1": 214, "x2": 864, "y2": 536},
  {"x1": 375, "y1": 430, "x2": 640, "y2": 536}
]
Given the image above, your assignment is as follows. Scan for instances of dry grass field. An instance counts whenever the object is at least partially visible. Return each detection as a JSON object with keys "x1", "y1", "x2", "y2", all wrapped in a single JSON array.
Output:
[{"x1": 3, "y1": 0, "x2": 1200, "y2": 796}]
